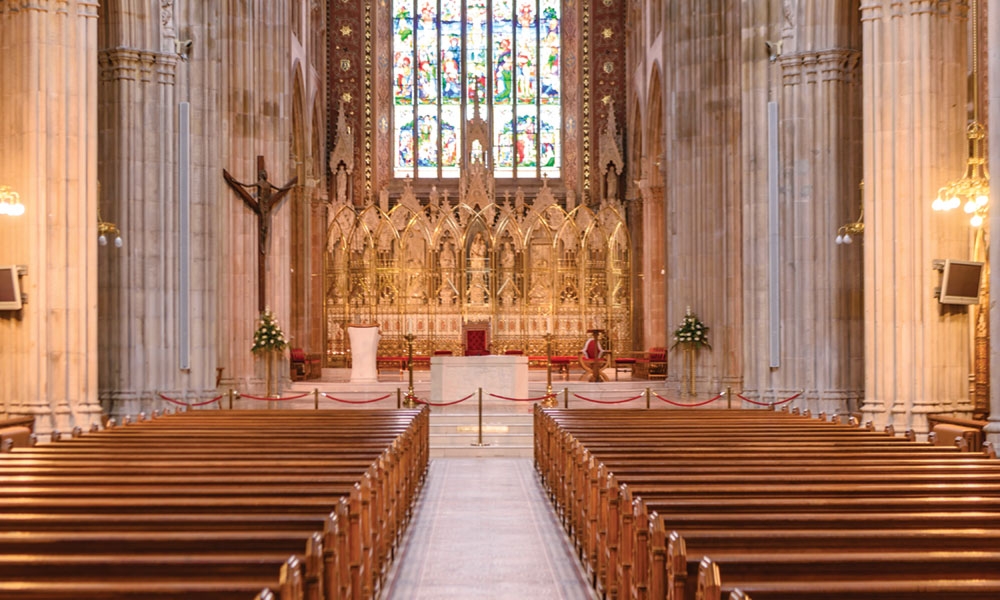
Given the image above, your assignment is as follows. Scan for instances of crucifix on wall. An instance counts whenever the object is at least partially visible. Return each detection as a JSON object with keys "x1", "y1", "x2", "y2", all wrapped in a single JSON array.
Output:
[{"x1": 223, "y1": 155, "x2": 297, "y2": 312}]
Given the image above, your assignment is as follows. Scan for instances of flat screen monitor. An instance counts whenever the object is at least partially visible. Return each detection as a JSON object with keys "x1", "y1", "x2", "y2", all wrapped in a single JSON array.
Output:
[
  {"x1": 939, "y1": 259, "x2": 984, "y2": 305},
  {"x1": 0, "y1": 266, "x2": 21, "y2": 310}
]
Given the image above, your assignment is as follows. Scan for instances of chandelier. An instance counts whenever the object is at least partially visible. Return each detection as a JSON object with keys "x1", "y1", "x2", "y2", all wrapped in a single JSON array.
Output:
[
  {"x1": 932, "y1": 121, "x2": 990, "y2": 227},
  {"x1": 931, "y1": 0, "x2": 988, "y2": 226},
  {"x1": 0, "y1": 185, "x2": 24, "y2": 216}
]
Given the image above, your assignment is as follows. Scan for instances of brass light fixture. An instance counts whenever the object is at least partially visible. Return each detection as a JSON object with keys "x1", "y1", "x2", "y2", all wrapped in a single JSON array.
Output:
[
  {"x1": 96, "y1": 182, "x2": 123, "y2": 248},
  {"x1": 931, "y1": 120, "x2": 989, "y2": 227},
  {"x1": 835, "y1": 181, "x2": 865, "y2": 245},
  {"x1": 0, "y1": 185, "x2": 24, "y2": 216},
  {"x1": 931, "y1": 0, "x2": 989, "y2": 226}
]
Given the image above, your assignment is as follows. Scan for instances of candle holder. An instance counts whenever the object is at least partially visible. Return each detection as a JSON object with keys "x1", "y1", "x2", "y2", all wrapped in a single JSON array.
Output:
[
  {"x1": 543, "y1": 332, "x2": 556, "y2": 407},
  {"x1": 403, "y1": 332, "x2": 417, "y2": 408}
]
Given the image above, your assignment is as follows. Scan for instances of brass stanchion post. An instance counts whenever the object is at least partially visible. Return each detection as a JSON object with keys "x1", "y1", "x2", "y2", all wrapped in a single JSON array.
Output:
[
  {"x1": 403, "y1": 332, "x2": 416, "y2": 408},
  {"x1": 543, "y1": 332, "x2": 556, "y2": 407},
  {"x1": 478, "y1": 388, "x2": 484, "y2": 446},
  {"x1": 396, "y1": 388, "x2": 402, "y2": 409},
  {"x1": 564, "y1": 387, "x2": 569, "y2": 409},
  {"x1": 472, "y1": 388, "x2": 488, "y2": 447},
  {"x1": 228, "y1": 389, "x2": 234, "y2": 410},
  {"x1": 727, "y1": 386, "x2": 732, "y2": 410},
  {"x1": 646, "y1": 387, "x2": 651, "y2": 409},
  {"x1": 314, "y1": 388, "x2": 319, "y2": 410}
]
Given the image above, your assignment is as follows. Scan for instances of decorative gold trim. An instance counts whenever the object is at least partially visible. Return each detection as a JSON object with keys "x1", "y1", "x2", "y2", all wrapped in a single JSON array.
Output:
[
  {"x1": 582, "y1": 0, "x2": 591, "y2": 198},
  {"x1": 364, "y1": 0, "x2": 373, "y2": 199}
]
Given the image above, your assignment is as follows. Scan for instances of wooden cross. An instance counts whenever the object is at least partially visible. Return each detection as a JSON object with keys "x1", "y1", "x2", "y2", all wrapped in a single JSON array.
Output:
[{"x1": 223, "y1": 155, "x2": 297, "y2": 312}]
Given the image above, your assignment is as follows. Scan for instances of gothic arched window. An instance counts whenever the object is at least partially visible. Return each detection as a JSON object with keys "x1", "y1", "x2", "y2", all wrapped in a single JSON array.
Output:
[{"x1": 392, "y1": 0, "x2": 561, "y2": 180}]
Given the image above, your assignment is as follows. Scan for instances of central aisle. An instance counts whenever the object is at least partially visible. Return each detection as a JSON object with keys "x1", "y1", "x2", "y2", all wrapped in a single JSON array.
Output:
[{"x1": 383, "y1": 458, "x2": 597, "y2": 599}]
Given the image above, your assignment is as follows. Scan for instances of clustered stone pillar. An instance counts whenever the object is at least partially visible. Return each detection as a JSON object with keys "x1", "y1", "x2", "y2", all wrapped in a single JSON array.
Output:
[
  {"x1": 219, "y1": 0, "x2": 294, "y2": 395},
  {"x1": 987, "y1": 0, "x2": 1000, "y2": 446},
  {"x1": 660, "y1": 0, "x2": 744, "y2": 393},
  {"x1": 861, "y1": 1, "x2": 972, "y2": 433},
  {"x1": 742, "y1": 1, "x2": 864, "y2": 412},
  {"x1": 0, "y1": 1, "x2": 103, "y2": 434}
]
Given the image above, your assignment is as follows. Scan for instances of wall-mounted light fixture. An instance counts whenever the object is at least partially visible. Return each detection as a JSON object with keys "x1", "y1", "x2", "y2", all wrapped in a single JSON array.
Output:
[
  {"x1": 0, "y1": 185, "x2": 24, "y2": 216},
  {"x1": 96, "y1": 182, "x2": 123, "y2": 248},
  {"x1": 835, "y1": 181, "x2": 865, "y2": 245}
]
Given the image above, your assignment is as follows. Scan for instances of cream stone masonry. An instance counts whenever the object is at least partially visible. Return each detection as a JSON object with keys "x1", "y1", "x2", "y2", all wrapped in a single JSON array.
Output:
[
  {"x1": 861, "y1": 0, "x2": 972, "y2": 433},
  {"x1": 659, "y1": 0, "x2": 744, "y2": 393},
  {"x1": 96, "y1": 0, "x2": 226, "y2": 418},
  {"x1": 0, "y1": 1, "x2": 103, "y2": 433},
  {"x1": 987, "y1": 0, "x2": 1000, "y2": 447},
  {"x1": 217, "y1": 0, "x2": 295, "y2": 398},
  {"x1": 742, "y1": 1, "x2": 864, "y2": 412}
]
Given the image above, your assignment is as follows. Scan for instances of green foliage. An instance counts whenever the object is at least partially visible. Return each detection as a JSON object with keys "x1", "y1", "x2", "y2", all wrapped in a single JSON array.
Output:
[
  {"x1": 671, "y1": 306, "x2": 711, "y2": 351},
  {"x1": 251, "y1": 309, "x2": 287, "y2": 355}
]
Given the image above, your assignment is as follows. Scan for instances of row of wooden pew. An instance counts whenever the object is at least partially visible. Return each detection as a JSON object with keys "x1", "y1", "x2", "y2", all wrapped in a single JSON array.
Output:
[
  {"x1": 0, "y1": 407, "x2": 429, "y2": 599},
  {"x1": 534, "y1": 406, "x2": 1000, "y2": 600}
]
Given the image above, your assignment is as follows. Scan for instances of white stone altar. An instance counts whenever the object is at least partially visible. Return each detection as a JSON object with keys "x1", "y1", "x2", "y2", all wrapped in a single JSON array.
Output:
[
  {"x1": 348, "y1": 324, "x2": 381, "y2": 383},
  {"x1": 431, "y1": 355, "x2": 530, "y2": 412}
]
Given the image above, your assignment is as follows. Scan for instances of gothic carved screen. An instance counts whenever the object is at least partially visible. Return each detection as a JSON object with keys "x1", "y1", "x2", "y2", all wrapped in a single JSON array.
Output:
[
  {"x1": 391, "y1": 0, "x2": 562, "y2": 179},
  {"x1": 323, "y1": 182, "x2": 631, "y2": 363}
]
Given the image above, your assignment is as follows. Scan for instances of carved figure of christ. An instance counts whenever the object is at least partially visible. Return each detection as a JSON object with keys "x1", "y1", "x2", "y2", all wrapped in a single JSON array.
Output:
[{"x1": 223, "y1": 155, "x2": 298, "y2": 312}]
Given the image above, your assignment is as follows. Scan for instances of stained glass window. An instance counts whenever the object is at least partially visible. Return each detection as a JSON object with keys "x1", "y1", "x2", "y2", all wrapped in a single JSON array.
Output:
[{"x1": 393, "y1": 0, "x2": 561, "y2": 179}]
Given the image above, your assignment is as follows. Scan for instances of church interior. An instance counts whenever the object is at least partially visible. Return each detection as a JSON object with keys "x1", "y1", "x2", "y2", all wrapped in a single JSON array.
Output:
[{"x1": 2, "y1": 0, "x2": 1000, "y2": 597}]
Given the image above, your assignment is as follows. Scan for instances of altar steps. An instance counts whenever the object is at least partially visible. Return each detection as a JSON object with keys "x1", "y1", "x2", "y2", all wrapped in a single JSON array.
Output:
[{"x1": 429, "y1": 412, "x2": 534, "y2": 457}]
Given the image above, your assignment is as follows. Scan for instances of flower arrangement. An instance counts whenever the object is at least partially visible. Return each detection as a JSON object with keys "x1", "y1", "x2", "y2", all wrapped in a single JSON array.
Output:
[
  {"x1": 671, "y1": 306, "x2": 711, "y2": 351},
  {"x1": 251, "y1": 309, "x2": 288, "y2": 355}
]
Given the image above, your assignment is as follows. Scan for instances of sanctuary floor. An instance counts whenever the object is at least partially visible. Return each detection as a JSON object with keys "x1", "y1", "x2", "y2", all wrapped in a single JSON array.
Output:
[{"x1": 382, "y1": 458, "x2": 597, "y2": 599}]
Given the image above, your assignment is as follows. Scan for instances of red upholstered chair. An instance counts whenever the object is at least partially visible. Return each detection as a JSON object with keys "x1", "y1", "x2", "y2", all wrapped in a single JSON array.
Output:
[
  {"x1": 647, "y1": 346, "x2": 668, "y2": 379},
  {"x1": 462, "y1": 321, "x2": 491, "y2": 356},
  {"x1": 290, "y1": 348, "x2": 307, "y2": 381},
  {"x1": 633, "y1": 346, "x2": 668, "y2": 379}
]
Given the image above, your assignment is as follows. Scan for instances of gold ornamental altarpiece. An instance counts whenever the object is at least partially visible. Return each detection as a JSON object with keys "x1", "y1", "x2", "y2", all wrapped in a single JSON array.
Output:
[{"x1": 323, "y1": 172, "x2": 633, "y2": 363}]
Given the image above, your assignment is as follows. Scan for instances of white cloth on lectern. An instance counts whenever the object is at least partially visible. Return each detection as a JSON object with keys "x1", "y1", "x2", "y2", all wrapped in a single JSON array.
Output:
[{"x1": 349, "y1": 326, "x2": 381, "y2": 383}]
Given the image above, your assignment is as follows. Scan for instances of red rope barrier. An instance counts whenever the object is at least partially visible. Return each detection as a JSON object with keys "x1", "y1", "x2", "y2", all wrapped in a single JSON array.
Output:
[
  {"x1": 488, "y1": 393, "x2": 557, "y2": 402},
  {"x1": 411, "y1": 393, "x2": 475, "y2": 407},
  {"x1": 279, "y1": 391, "x2": 312, "y2": 400},
  {"x1": 238, "y1": 393, "x2": 300, "y2": 402},
  {"x1": 321, "y1": 392, "x2": 393, "y2": 405},
  {"x1": 572, "y1": 393, "x2": 645, "y2": 405},
  {"x1": 158, "y1": 393, "x2": 223, "y2": 407},
  {"x1": 737, "y1": 391, "x2": 802, "y2": 407},
  {"x1": 653, "y1": 392, "x2": 724, "y2": 408}
]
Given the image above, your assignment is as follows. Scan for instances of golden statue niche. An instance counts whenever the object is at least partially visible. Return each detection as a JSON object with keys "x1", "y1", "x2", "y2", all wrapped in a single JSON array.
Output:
[{"x1": 323, "y1": 176, "x2": 632, "y2": 364}]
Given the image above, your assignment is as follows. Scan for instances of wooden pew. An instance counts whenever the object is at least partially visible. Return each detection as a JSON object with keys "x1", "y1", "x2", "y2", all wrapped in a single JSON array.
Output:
[
  {"x1": 535, "y1": 407, "x2": 1000, "y2": 600},
  {"x1": 0, "y1": 408, "x2": 429, "y2": 600}
]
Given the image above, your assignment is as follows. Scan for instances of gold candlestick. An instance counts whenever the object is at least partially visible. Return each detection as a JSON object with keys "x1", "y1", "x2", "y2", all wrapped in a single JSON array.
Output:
[
  {"x1": 403, "y1": 332, "x2": 416, "y2": 408},
  {"x1": 543, "y1": 332, "x2": 556, "y2": 408}
]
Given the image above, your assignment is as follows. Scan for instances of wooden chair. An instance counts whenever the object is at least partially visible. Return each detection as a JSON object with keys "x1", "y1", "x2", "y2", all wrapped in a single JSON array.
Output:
[
  {"x1": 579, "y1": 329, "x2": 608, "y2": 382},
  {"x1": 632, "y1": 346, "x2": 667, "y2": 379}
]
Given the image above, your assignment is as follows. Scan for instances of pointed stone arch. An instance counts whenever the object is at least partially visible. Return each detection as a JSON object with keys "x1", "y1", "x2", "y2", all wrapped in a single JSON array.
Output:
[{"x1": 638, "y1": 64, "x2": 666, "y2": 348}]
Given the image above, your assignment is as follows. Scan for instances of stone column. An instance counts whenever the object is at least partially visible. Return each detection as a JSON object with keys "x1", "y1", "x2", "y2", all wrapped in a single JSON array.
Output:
[
  {"x1": 741, "y1": 1, "x2": 864, "y2": 412},
  {"x1": 639, "y1": 181, "x2": 666, "y2": 348},
  {"x1": 0, "y1": 1, "x2": 103, "y2": 434},
  {"x1": 861, "y1": 1, "x2": 971, "y2": 433},
  {"x1": 97, "y1": 0, "x2": 222, "y2": 419},
  {"x1": 661, "y1": 0, "x2": 743, "y2": 393},
  {"x1": 987, "y1": 0, "x2": 1000, "y2": 446},
  {"x1": 219, "y1": 0, "x2": 294, "y2": 394}
]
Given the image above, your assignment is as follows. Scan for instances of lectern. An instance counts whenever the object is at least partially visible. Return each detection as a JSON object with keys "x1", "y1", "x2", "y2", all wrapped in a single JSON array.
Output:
[{"x1": 348, "y1": 324, "x2": 381, "y2": 383}]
